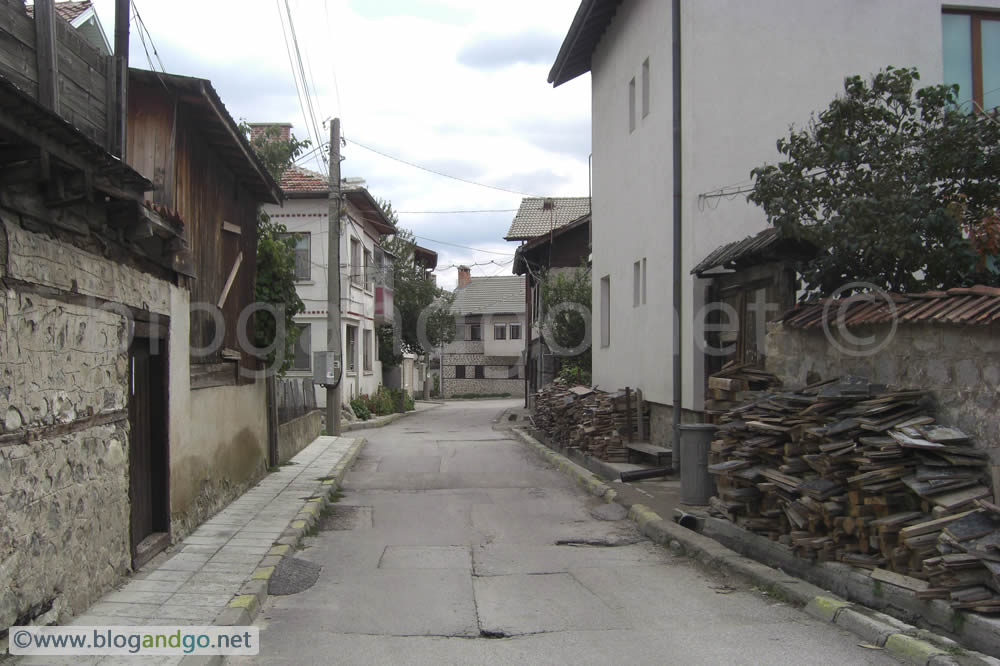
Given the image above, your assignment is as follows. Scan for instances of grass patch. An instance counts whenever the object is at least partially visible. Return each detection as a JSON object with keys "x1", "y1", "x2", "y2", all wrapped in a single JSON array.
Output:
[
  {"x1": 951, "y1": 610, "x2": 966, "y2": 634},
  {"x1": 872, "y1": 580, "x2": 883, "y2": 598}
]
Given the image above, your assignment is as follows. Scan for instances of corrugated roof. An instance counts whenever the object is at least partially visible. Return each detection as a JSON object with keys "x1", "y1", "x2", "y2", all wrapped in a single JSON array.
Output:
[
  {"x1": 505, "y1": 196, "x2": 591, "y2": 241},
  {"x1": 782, "y1": 285, "x2": 1000, "y2": 328},
  {"x1": 26, "y1": 1, "x2": 92, "y2": 22},
  {"x1": 452, "y1": 276, "x2": 525, "y2": 315}
]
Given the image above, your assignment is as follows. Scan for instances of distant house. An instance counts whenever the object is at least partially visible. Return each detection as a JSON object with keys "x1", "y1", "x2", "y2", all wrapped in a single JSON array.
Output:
[
  {"x1": 506, "y1": 197, "x2": 591, "y2": 394},
  {"x1": 253, "y1": 134, "x2": 396, "y2": 406},
  {"x1": 548, "y1": 0, "x2": 1000, "y2": 449},
  {"x1": 26, "y1": 0, "x2": 111, "y2": 55},
  {"x1": 442, "y1": 268, "x2": 526, "y2": 398}
]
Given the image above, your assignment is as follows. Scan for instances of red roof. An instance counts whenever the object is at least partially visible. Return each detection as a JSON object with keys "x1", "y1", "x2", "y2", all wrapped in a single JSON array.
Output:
[
  {"x1": 782, "y1": 285, "x2": 1000, "y2": 328},
  {"x1": 280, "y1": 165, "x2": 329, "y2": 194},
  {"x1": 26, "y1": 1, "x2": 92, "y2": 22}
]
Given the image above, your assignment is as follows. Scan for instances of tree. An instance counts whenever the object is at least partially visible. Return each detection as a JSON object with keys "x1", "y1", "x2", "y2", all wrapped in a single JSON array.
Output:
[
  {"x1": 239, "y1": 122, "x2": 311, "y2": 373},
  {"x1": 748, "y1": 67, "x2": 1000, "y2": 296},
  {"x1": 376, "y1": 225, "x2": 455, "y2": 365},
  {"x1": 537, "y1": 262, "x2": 591, "y2": 382}
]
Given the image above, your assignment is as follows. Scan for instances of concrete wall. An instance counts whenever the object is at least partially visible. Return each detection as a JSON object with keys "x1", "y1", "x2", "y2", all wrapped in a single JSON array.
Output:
[
  {"x1": 588, "y1": 0, "x2": 1000, "y2": 435},
  {"x1": 766, "y1": 321, "x2": 1000, "y2": 464},
  {"x1": 0, "y1": 217, "x2": 171, "y2": 627},
  {"x1": 277, "y1": 409, "x2": 322, "y2": 464}
]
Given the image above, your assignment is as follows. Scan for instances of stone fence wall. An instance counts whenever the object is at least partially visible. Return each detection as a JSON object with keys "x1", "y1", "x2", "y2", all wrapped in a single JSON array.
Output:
[{"x1": 766, "y1": 321, "x2": 1000, "y2": 464}]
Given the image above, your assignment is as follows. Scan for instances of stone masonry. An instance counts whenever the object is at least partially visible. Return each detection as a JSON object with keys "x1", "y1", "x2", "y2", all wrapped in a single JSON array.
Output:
[{"x1": 766, "y1": 321, "x2": 1000, "y2": 463}]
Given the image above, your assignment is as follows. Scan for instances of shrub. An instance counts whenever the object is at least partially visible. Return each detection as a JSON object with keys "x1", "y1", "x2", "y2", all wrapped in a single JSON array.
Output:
[{"x1": 350, "y1": 397, "x2": 371, "y2": 421}]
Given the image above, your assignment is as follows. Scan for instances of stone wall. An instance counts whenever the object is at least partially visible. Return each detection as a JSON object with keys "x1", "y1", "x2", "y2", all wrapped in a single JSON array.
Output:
[
  {"x1": 766, "y1": 321, "x2": 1000, "y2": 463},
  {"x1": 441, "y1": 352, "x2": 524, "y2": 397},
  {"x1": 0, "y1": 216, "x2": 172, "y2": 629}
]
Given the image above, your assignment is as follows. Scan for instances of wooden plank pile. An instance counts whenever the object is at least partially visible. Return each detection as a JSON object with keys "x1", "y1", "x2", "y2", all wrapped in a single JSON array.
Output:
[
  {"x1": 707, "y1": 376, "x2": 1000, "y2": 613},
  {"x1": 533, "y1": 383, "x2": 641, "y2": 462},
  {"x1": 704, "y1": 362, "x2": 780, "y2": 423}
]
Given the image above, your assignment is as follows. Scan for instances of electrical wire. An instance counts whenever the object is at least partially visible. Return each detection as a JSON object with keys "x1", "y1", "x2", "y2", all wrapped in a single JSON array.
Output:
[
  {"x1": 397, "y1": 209, "x2": 519, "y2": 214},
  {"x1": 283, "y1": 0, "x2": 325, "y2": 169},
  {"x1": 343, "y1": 137, "x2": 538, "y2": 197},
  {"x1": 411, "y1": 235, "x2": 514, "y2": 256},
  {"x1": 131, "y1": 0, "x2": 165, "y2": 73}
]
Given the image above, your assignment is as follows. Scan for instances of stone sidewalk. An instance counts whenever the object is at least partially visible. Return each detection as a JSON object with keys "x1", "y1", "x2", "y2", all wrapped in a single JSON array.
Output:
[{"x1": 18, "y1": 435, "x2": 364, "y2": 665}]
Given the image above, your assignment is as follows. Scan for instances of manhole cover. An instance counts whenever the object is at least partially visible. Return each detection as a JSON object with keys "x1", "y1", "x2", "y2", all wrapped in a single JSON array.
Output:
[
  {"x1": 268, "y1": 557, "x2": 322, "y2": 595},
  {"x1": 316, "y1": 505, "x2": 373, "y2": 531}
]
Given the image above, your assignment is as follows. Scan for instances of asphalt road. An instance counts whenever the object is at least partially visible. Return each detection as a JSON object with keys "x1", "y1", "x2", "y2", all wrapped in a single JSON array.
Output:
[{"x1": 230, "y1": 399, "x2": 898, "y2": 665}]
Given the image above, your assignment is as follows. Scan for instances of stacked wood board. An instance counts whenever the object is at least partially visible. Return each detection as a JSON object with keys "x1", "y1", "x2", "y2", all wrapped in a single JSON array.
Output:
[
  {"x1": 534, "y1": 383, "x2": 644, "y2": 462},
  {"x1": 707, "y1": 376, "x2": 1000, "y2": 613},
  {"x1": 704, "y1": 362, "x2": 781, "y2": 423}
]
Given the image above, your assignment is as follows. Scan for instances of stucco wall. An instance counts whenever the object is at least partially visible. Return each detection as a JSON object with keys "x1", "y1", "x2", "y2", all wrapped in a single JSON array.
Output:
[
  {"x1": 766, "y1": 322, "x2": 1000, "y2": 464},
  {"x1": 589, "y1": 0, "x2": 1000, "y2": 413},
  {"x1": 169, "y1": 380, "x2": 269, "y2": 539}
]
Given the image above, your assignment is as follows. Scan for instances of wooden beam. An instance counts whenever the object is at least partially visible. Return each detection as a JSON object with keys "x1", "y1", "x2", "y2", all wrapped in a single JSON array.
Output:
[
  {"x1": 217, "y1": 251, "x2": 243, "y2": 308},
  {"x1": 33, "y1": 0, "x2": 59, "y2": 112}
]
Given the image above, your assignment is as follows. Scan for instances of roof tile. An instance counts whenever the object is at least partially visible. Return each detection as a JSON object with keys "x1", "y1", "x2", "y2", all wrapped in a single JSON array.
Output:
[
  {"x1": 505, "y1": 197, "x2": 590, "y2": 241},
  {"x1": 452, "y1": 276, "x2": 525, "y2": 315}
]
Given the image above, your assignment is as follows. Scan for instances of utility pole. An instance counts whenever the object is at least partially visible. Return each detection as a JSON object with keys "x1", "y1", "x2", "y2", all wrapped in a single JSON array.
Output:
[
  {"x1": 326, "y1": 119, "x2": 343, "y2": 436},
  {"x1": 113, "y1": 0, "x2": 129, "y2": 158}
]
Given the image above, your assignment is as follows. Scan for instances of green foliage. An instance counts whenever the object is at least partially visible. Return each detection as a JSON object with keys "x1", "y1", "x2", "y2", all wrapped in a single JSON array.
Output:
[
  {"x1": 350, "y1": 397, "x2": 371, "y2": 421},
  {"x1": 355, "y1": 386, "x2": 407, "y2": 418},
  {"x1": 404, "y1": 393, "x2": 415, "y2": 412},
  {"x1": 538, "y1": 262, "x2": 592, "y2": 374},
  {"x1": 378, "y1": 225, "x2": 456, "y2": 363},
  {"x1": 748, "y1": 66, "x2": 1000, "y2": 295},
  {"x1": 556, "y1": 360, "x2": 592, "y2": 387},
  {"x1": 240, "y1": 122, "x2": 312, "y2": 374}
]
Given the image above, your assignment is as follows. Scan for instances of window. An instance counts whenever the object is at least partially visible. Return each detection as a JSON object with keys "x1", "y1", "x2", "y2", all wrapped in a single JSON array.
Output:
[
  {"x1": 633, "y1": 261, "x2": 641, "y2": 307},
  {"x1": 642, "y1": 258, "x2": 647, "y2": 305},
  {"x1": 351, "y1": 238, "x2": 362, "y2": 286},
  {"x1": 455, "y1": 365, "x2": 466, "y2": 379},
  {"x1": 600, "y1": 275, "x2": 611, "y2": 347},
  {"x1": 943, "y1": 10, "x2": 1000, "y2": 111},
  {"x1": 494, "y1": 324, "x2": 507, "y2": 340},
  {"x1": 642, "y1": 58, "x2": 650, "y2": 118},
  {"x1": 278, "y1": 233, "x2": 310, "y2": 281},
  {"x1": 628, "y1": 77, "x2": 636, "y2": 133},
  {"x1": 509, "y1": 323, "x2": 522, "y2": 340},
  {"x1": 364, "y1": 249, "x2": 374, "y2": 291},
  {"x1": 363, "y1": 329, "x2": 373, "y2": 372},
  {"x1": 291, "y1": 323, "x2": 310, "y2": 371},
  {"x1": 468, "y1": 324, "x2": 482, "y2": 341},
  {"x1": 475, "y1": 366, "x2": 485, "y2": 379},
  {"x1": 346, "y1": 325, "x2": 357, "y2": 373}
]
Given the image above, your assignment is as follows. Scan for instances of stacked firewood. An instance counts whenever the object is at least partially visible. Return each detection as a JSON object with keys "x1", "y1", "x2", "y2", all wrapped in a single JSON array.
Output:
[
  {"x1": 707, "y1": 376, "x2": 1000, "y2": 613},
  {"x1": 704, "y1": 362, "x2": 781, "y2": 423},
  {"x1": 533, "y1": 383, "x2": 640, "y2": 462}
]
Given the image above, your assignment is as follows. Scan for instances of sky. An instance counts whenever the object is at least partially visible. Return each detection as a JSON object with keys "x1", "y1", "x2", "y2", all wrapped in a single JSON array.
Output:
[{"x1": 89, "y1": 0, "x2": 592, "y2": 290}]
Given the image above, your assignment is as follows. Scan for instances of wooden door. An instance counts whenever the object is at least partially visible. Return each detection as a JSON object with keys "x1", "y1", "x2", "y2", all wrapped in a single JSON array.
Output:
[{"x1": 128, "y1": 335, "x2": 169, "y2": 568}]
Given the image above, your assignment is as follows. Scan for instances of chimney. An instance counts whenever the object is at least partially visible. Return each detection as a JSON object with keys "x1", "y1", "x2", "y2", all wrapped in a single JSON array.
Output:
[
  {"x1": 457, "y1": 265, "x2": 471, "y2": 289},
  {"x1": 248, "y1": 123, "x2": 292, "y2": 143}
]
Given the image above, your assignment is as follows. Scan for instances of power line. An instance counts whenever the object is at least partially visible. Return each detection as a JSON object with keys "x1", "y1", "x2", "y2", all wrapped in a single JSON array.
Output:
[
  {"x1": 343, "y1": 137, "x2": 537, "y2": 197},
  {"x1": 398, "y1": 209, "x2": 519, "y2": 214},
  {"x1": 412, "y1": 234, "x2": 514, "y2": 256},
  {"x1": 131, "y1": 0, "x2": 165, "y2": 74}
]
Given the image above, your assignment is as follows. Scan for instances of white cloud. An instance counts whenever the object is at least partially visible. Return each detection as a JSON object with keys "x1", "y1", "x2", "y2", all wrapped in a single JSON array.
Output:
[{"x1": 92, "y1": 0, "x2": 590, "y2": 290}]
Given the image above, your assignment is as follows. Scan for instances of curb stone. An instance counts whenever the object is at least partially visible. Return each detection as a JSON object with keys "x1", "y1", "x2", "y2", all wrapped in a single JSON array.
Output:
[
  {"x1": 509, "y1": 426, "x2": 1000, "y2": 665},
  {"x1": 343, "y1": 403, "x2": 442, "y2": 432},
  {"x1": 211, "y1": 437, "x2": 366, "y2": 634}
]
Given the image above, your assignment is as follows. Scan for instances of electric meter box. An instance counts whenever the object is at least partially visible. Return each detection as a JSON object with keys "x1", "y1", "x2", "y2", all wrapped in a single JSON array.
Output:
[{"x1": 313, "y1": 351, "x2": 342, "y2": 387}]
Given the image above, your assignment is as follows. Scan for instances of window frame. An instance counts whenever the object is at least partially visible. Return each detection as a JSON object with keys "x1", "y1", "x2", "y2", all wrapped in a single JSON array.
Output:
[
  {"x1": 363, "y1": 328, "x2": 373, "y2": 372},
  {"x1": 350, "y1": 237, "x2": 363, "y2": 287},
  {"x1": 628, "y1": 76, "x2": 636, "y2": 133},
  {"x1": 455, "y1": 365, "x2": 466, "y2": 379},
  {"x1": 642, "y1": 58, "x2": 650, "y2": 118},
  {"x1": 943, "y1": 8, "x2": 1000, "y2": 112},
  {"x1": 468, "y1": 324, "x2": 482, "y2": 342},
  {"x1": 600, "y1": 275, "x2": 611, "y2": 348},
  {"x1": 493, "y1": 324, "x2": 507, "y2": 340},
  {"x1": 474, "y1": 365, "x2": 485, "y2": 380},
  {"x1": 278, "y1": 232, "x2": 311, "y2": 282},
  {"x1": 346, "y1": 324, "x2": 358, "y2": 374},
  {"x1": 509, "y1": 323, "x2": 522, "y2": 341},
  {"x1": 633, "y1": 260, "x2": 641, "y2": 307},
  {"x1": 291, "y1": 323, "x2": 311, "y2": 371}
]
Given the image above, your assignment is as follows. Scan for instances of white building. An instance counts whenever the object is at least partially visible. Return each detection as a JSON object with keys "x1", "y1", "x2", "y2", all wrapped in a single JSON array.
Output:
[
  {"x1": 256, "y1": 131, "x2": 397, "y2": 406},
  {"x1": 441, "y1": 268, "x2": 527, "y2": 398},
  {"x1": 549, "y1": 0, "x2": 1000, "y2": 446}
]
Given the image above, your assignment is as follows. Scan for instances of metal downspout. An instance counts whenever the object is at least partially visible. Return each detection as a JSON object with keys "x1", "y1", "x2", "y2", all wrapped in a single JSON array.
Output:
[{"x1": 671, "y1": 0, "x2": 683, "y2": 467}]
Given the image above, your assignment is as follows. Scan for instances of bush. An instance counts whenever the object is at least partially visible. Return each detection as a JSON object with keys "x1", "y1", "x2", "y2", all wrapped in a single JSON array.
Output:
[
  {"x1": 350, "y1": 397, "x2": 371, "y2": 421},
  {"x1": 404, "y1": 393, "x2": 415, "y2": 412},
  {"x1": 557, "y1": 361, "x2": 592, "y2": 387}
]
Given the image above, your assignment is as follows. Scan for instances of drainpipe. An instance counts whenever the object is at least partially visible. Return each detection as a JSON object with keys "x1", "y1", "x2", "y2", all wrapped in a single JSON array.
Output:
[{"x1": 671, "y1": 0, "x2": 683, "y2": 468}]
